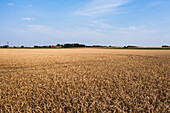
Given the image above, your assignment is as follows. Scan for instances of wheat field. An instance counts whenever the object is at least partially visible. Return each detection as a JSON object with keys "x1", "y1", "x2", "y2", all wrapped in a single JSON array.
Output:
[{"x1": 0, "y1": 49, "x2": 169, "y2": 112}]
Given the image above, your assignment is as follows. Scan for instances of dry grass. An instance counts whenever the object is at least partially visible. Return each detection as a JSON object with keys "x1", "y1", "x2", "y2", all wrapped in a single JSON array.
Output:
[{"x1": 0, "y1": 49, "x2": 169, "y2": 112}]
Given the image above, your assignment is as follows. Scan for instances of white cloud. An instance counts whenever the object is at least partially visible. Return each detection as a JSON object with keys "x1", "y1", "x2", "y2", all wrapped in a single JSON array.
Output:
[
  {"x1": 27, "y1": 24, "x2": 107, "y2": 43},
  {"x1": 8, "y1": 3, "x2": 14, "y2": 6},
  {"x1": 116, "y1": 25, "x2": 157, "y2": 34},
  {"x1": 6, "y1": 24, "x2": 164, "y2": 46},
  {"x1": 73, "y1": 0, "x2": 131, "y2": 17},
  {"x1": 89, "y1": 20, "x2": 112, "y2": 29},
  {"x1": 119, "y1": 26, "x2": 138, "y2": 31},
  {"x1": 21, "y1": 18, "x2": 34, "y2": 21},
  {"x1": 28, "y1": 25, "x2": 55, "y2": 33}
]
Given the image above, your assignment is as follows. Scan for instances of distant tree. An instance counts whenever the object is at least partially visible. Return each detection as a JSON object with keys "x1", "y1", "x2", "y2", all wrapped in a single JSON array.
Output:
[
  {"x1": 34, "y1": 46, "x2": 39, "y2": 48},
  {"x1": 79, "y1": 44, "x2": 85, "y2": 47},
  {"x1": 92, "y1": 45, "x2": 101, "y2": 47},
  {"x1": 64, "y1": 44, "x2": 73, "y2": 48},
  {"x1": 42, "y1": 46, "x2": 48, "y2": 48},
  {"x1": 127, "y1": 45, "x2": 138, "y2": 48},
  {"x1": 162, "y1": 45, "x2": 169, "y2": 47},
  {"x1": 57, "y1": 44, "x2": 61, "y2": 46},
  {"x1": 2, "y1": 45, "x2": 8, "y2": 48},
  {"x1": 21, "y1": 45, "x2": 24, "y2": 48},
  {"x1": 73, "y1": 43, "x2": 79, "y2": 47}
]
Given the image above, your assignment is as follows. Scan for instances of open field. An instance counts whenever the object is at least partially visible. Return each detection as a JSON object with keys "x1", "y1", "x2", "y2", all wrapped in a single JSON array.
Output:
[
  {"x1": 0, "y1": 49, "x2": 169, "y2": 112},
  {"x1": 105, "y1": 47, "x2": 170, "y2": 50}
]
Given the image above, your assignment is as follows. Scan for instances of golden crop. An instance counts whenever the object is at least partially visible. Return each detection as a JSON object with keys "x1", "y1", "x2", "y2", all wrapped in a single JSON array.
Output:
[{"x1": 0, "y1": 49, "x2": 169, "y2": 112}]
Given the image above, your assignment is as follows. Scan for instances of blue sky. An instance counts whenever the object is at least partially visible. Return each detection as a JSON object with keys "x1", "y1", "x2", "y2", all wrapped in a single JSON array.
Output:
[{"x1": 0, "y1": 0, "x2": 170, "y2": 47}]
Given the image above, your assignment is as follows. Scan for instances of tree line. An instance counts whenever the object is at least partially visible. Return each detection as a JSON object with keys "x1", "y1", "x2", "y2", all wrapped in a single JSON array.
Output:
[{"x1": 0, "y1": 43, "x2": 170, "y2": 48}]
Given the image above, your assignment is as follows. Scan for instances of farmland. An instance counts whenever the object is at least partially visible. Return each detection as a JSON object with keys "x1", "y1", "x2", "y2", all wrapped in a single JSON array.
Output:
[{"x1": 0, "y1": 49, "x2": 169, "y2": 112}]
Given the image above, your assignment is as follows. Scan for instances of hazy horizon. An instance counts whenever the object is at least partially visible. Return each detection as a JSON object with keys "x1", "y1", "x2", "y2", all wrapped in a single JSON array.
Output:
[{"x1": 0, "y1": 0, "x2": 170, "y2": 47}]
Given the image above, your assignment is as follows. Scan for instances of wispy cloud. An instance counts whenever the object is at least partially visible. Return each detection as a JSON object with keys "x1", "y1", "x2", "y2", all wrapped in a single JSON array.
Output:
[
  {"x1": 28, "y1": 25, "x2": 55, "y2": 33},
  {"x1": 27, "y1": 24, "x2": 107, "y2": 43},
  {"x1": 119, "y1": 26, "x2": 138, "y2": 31},
  {"x1": 73, "y1": 0, "x2": 131, "y2": 17},
  {"x1": 116, "y1": 25, "x2": 157, "y2": 34},
  {"x1": 8, "y1": 3, "x2": 14, "y2": 6},
  {"x1": 89, "y1": 20, "x2": 112, "y2": 29},
  {"x1": 21, "y1": 17, "x2": 34, "y2": 21}
]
